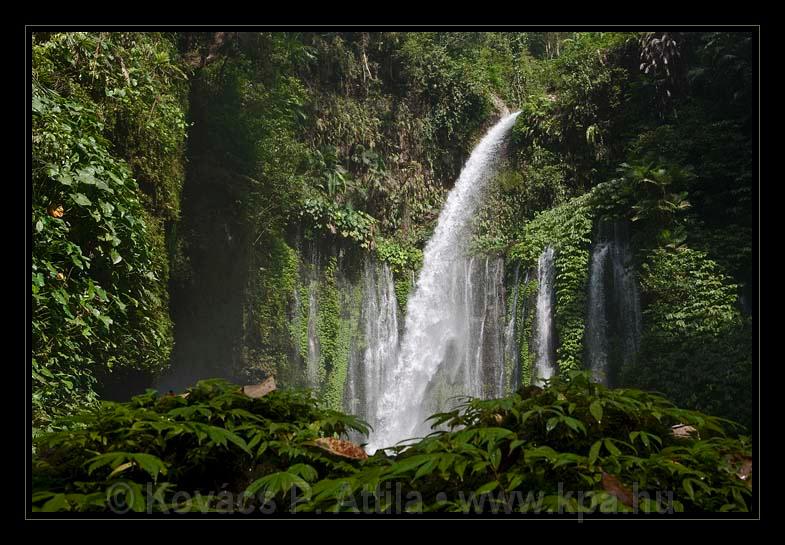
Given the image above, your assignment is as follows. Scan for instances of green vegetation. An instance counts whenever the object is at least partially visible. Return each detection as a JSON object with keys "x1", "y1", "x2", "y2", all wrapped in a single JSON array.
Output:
[
  {"x1": 32, "y1": 373, "x2": 751, "y2": 513},
  {"x1": 622, "y1": 248, "x2": 752, "y2": 427},
  {"x1": 30, "y1": 31, "x2": 753, "y2": 514},
  {"x1": 32, "y1": 379, "x2": 368, "y2": 512},
  {"x1": 509, "y1": 195, "x2": 595, "y2": 373},
  {"x1": 483, "y1": 31, "x2": 752, "y2": 429},
  {"x1": 32, "y1": 32, "x2": 188, "y2": 428}
]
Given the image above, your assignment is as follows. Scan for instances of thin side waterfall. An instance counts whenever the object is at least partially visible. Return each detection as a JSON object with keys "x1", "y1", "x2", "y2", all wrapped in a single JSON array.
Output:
[
  {"x1": 585, "y1": 221, "x2": 642, "y2": 386},
  {"x1": 462, "y1": 256, "x2": 480, "y2": 398},
  {"x1": 532, "y1": 246, "x2": 556, "y2": 386},
  {"x1": 356, "y1": 260, "x2": 400, "y2": 431},
  {"x1": 609, "y1": 223, "x2": 642, "y2": 368},
  {"x1": 503, "y1": 263, "x2": 521, "y2": 392},
  {"x1": 471, "y1": 257, "x2": 506, "y2": 400},
  {"x1": 487, "y1": 257, "x2": 506, "y2": 398},
  {"x1": 586, "y1": 242, "x2": 610, "y2": 384},
  {"x1": 367, "y1": 112, "x2": 520, "y2": 452},
  {"x1": 344, "y1": 341, "x2": 360, "y2": 417},
  {"x1": 305, "y1": 250, "x2": 320, "y2": 389}
]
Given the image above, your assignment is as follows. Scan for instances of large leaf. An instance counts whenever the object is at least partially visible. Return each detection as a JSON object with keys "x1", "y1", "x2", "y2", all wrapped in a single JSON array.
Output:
[
  {"x1": 244, "y1": 471, "x2": 311, "y2": 501},
  {"x1": 86, "y1": 452, "x2": 127, "y2": 475},
  {"x1": 204, "y1": 425, "x2": 252, "y2": 455},
  {"x1": 589, "y1": 400, "x2": 603, "y2": 423},
  {"x1": 288, "y1": 463, "x2": 319, "y2": 482},
  {"x1": 475, "y1": 481, "x2": 499, "y2": 495},
  {"x1": 71, "y1": 193, "x2": 92, "y2": 206},
  {"x1": 588, "y1": 440, "x2": 602, "y2": 468},
  {"x1": 130, "y1": 453, "x2": 168, "y2": 481}
]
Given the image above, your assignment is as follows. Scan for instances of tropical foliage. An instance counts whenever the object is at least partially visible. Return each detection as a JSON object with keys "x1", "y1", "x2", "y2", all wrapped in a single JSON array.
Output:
[
  {"x1": 492, "y1": 30, "x2": 752, "y2": 428},
  {"x1": 32, "y1": 373, "x2": 751, "y2": 514},
  {"x1": 32, "y1": 32, "x2": 188, "y2": 428},
  {"x1": 30, "y1": 30, "x2": 754, "y2": 516}
]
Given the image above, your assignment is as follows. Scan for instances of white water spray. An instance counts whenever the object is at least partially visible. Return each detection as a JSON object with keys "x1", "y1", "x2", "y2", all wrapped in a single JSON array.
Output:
[
  {"x1": 367, "y1": 112, "x2": 520, "y2": 452},
  {"x1": 586, "y1": 242, "x2": 610, "y2": 384},
  {"x1": 585, "y1": 222, "x2": 642, "y2": 386},
  {"x1": 532, "y1": 246, "x2": 556, "y2": 386}
]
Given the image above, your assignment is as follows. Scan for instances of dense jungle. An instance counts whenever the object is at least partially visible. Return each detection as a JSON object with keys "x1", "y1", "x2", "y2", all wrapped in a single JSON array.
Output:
[{"x1": 30, "y1": 30, "x2": 754, "y2": 515}]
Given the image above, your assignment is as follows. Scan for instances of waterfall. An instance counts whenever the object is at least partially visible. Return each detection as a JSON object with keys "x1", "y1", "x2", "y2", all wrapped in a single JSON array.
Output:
[
  {"x1": 585, "y1": 221, "x2": 642, "y2": 386},
  {"x1": 345, "y1": 259, "x2": 400, "y2": 431},
  {"x1": 486, "y1": 257, "x2": 506, "y2": 398},
  {"x1": 609, "y1": 223, "x2": 642, "y2": 368},
  {"x1": 304, "y1": 247, "x2": 321, "y2": 389},
  {"x1": 305, "y1": 280, "x2": 320, "y2": 388},
  {"x1": 532, "y1": 246, "x2": 556, "y2": 386},
  {"x1": 344, "y1": 339, "x2": 360, "y2": 417},
  {"x1": 367, "y1": 112, "x2": 520, "y2": 452},
  {"x1": 464, "y1": 257, "x2": 506, "y2": 400},
  {"x1": 586, "y1": 242, "x2": 610, "y2": 384},
  {"x1": 503, "y1": 263, "x2": 521, "y2": 392}
]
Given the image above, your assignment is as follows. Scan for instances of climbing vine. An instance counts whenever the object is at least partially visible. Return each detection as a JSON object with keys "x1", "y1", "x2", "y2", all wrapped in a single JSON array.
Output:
[
  {"x1": 510, "y1": 194, "x2": 594, "y2": 374},
  {"x1": 32, "y1": 32, "x2": 188, "y2": 428}
]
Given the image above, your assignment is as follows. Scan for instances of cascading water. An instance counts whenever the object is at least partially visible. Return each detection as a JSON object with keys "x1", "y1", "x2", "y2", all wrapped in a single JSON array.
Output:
[
  {"x1": 586, "y1": 242, "x2": 610, "y2": 384},
  {"x1": 367, "y1": 112, "x2": 520, "y2": 452},
  {"x1": 305, "y1": 248, "x2": 321, "y2": 389},
  {"x1": 584, "y1": 221, "x2": 642, "y2": 386},
  {"x1": 503, "y1": 263, "x2": 521, "y2": 394},
  {"x1": 305, "y1": 281, "x2": 320, "y2": 388},
  {"x1": 532, "y1": 246, "x2": 556, "y2": 386},
  {"x1": 487, "y1": 258, "x2": 506, "y2": 398},
  {"x1": 470, "y1": 257, "x2": 506, "y2": 400},
  {"x1": 344, "y1": 259, "x2": 401, "y2": 432},
  {"x1": 609, "y1": 223, "x2": 642, "y2": 368}
]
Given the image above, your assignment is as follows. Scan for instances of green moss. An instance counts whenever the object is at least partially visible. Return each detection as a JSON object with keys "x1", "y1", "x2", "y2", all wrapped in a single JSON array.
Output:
[
  {"x1": 323, "y1": 281, "x2": 363, "y2": 411},
  {"x1": 245, "y1": 236, "x2": 301, "y2": 382},
  {"x1": 393, "y1": 273, "x2": 413, "y2": 315},
  {"x1": 255, "y1": 237, "x2": 299, "y2": 348},
  {"x1": 139, "y1": 210, "x2": 175, "y2": 374},
  {"x1": 280, "y1": 252, "x2": 365, "y2": 410},
  {"x1": 514, "y1": 274, "x2": 538, "y2": 388},
  {"x1": 316, "y1": 257, "x2": 341, "y2": 388}
]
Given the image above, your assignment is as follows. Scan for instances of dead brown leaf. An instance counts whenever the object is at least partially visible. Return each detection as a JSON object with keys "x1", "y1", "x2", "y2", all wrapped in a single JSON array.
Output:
[
  {"x1": 724, "y1": 454, "x2": 752, "y2": 486},
  {"x1": 48, "y1": 204, "x2": 64, "y2": 218},
  {"x1": 601, "y1": 472, "x2": 634, "y2": 507},
  {"x1": 671, "y1": 424, "x2": 699, "y2": 439},
  {"x1": 242, "y1": 376, "x2": 276, "y2": 399},
  {"x1": 314, "y1": 437, "x2": 368, "y2": 460}
]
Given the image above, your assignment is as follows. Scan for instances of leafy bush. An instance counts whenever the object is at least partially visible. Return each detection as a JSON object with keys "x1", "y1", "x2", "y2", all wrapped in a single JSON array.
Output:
[
  {"x1": 32, "y1": 89, "x2": 172, "y2": 428},
  {"x1": 33, "y1": 33, "x2": 189, "y2": 220},
  {"x1": 591, "y1": 162, "x2": 693, "y2": 225},
  {"x1": 32, "y1": 379, "x2": 369, "y2": 513},
  {"x1": 32, "y1": 32, "x2": 189, "y2": 428},
  {"x1": 374, "y1": 237, "x2": 423, "y2": 275},
  {"x1": 32, "y1": 372, "x2": 751, "y2": 514},
  {"x1": 621, "y1": 248, "x2": 751, "y2": 429},
  {"x1": 300, "y1": 195, "x2": 376, "y2": 250}
]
